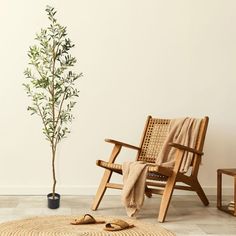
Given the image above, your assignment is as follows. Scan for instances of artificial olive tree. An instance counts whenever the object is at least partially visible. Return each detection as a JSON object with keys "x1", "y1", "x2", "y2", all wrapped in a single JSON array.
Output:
[{"x1": 23, "y1": 6, "x2": 81, "y2": 199}]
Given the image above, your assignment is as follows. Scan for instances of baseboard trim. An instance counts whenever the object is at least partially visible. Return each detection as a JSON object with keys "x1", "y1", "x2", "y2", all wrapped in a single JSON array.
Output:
[
  {"x1": 0, "y1": 185, "x2": 98, "y2": 195},
  {"x1": 0, "y1": 185, "x2": 233, "y2": 195}
]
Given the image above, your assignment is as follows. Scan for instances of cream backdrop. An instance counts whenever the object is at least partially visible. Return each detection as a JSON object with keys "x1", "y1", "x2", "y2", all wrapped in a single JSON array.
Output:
[{"x1": 0, "y1": 0, "x2": 236, "y2": 195}]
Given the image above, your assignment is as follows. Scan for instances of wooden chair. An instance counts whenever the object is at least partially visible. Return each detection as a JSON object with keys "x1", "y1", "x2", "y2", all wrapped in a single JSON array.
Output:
[{"x1": 91, "y1": 116, "x2": 209, "y2": 222}]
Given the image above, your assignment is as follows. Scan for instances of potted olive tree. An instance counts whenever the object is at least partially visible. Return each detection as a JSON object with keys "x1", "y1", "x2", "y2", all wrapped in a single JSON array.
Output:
[{"x1": 23, "y1": 6, "x2": 82, "y2": 209}]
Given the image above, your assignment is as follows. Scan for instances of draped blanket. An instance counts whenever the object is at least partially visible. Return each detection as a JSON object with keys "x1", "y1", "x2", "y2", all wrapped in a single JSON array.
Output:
[
  {"x1": 157, "y1": 117, "x2": 201, "y2": 172},
  {"x1": 122, "y1": 117, "x2": 201, "y2": 216},
  {"x1": 122, "y1": 161, "x2": 149, "y2": 217}
]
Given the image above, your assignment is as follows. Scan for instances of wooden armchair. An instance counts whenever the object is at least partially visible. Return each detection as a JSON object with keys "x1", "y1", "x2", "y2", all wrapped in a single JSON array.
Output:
[{"x1": 91, "y1": 116, "x2": 209, "y2": 222}]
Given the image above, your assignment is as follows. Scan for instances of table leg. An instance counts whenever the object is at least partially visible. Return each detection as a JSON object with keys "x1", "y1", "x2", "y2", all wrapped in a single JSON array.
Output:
[
  {"x1": 234, "y1": 176, "x2": 236, "y2": 216},
  {"x1": 217, "y1": 170, "x2": 222, "y2": 209}
]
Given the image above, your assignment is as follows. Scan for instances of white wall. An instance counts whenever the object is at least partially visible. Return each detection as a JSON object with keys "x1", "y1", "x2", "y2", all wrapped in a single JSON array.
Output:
[{"x1": 0, "y1": 0, "x2": 236, "y2": 195}]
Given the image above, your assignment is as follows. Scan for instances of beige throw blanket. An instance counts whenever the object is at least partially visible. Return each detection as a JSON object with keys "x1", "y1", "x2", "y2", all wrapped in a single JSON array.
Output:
[
  {"x1": 122, "y1": 161, "x2": 149, "y2": 217},
  {"x1": 122, "y1": 117, "x2": 201, "y2": 216},
  {"x1": 157, "y1": 117, "x2": 201, "y2": 172}
]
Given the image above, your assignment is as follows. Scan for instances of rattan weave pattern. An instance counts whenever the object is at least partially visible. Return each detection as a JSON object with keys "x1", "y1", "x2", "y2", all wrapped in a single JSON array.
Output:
[
  {"x1": 138, "y1": 118, "x2": 170, "y2": 163},
  {"x1": 97, "y1": 160, "x2": 172, "y2": 173},
  {"x1": 97, "y1": 160, "x2": 171, "y2": 181},
  {"x1": 0, "y1": 215, "x2": 175, "y2": 236}
]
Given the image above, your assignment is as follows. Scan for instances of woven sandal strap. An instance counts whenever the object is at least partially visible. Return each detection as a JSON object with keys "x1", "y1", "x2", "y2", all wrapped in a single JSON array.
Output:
[
  {"x1": 83, "y1": 214, "x2": 96, "y2": 223},
  {"x1": 106, "y1": 219, "x2": 129, "y2": 229}
]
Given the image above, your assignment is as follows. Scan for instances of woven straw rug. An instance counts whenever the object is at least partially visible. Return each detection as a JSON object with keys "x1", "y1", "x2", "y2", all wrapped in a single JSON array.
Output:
[{"x1": 0, "y1": 215, "x2": 175, "y2": 236}]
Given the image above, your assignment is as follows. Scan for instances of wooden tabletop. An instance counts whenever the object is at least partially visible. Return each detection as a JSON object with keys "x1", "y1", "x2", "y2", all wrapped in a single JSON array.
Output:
[{"x1": 217, "y1": 168, "x2": 236, "y2": 176}]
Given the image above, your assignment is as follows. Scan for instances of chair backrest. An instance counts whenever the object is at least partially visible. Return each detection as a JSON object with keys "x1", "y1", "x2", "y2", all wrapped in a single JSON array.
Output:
[{"x1": 137, "y1": 116, "x2": 209, "y2": 166}]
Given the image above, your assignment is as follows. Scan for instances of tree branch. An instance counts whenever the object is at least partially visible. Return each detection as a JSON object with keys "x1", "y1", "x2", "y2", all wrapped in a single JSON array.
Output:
[
  {"x1": 34, "y1": 63, "x2": 52, "y2": 95},
  {"x1": 35, "y1": 102, "x2": 52, "y2": 143},
  {"x1": 54, "y1": 88, "x2": 67, "y2": 132},
  {"x1": 51, "y1": 40, "x2": 57, "y2": 147}
]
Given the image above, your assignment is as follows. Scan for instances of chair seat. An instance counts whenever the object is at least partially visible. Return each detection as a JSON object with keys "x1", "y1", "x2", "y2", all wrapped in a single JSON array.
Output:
[{"x1": 96, "y1": 159, "x2": 173, "y2": 180}]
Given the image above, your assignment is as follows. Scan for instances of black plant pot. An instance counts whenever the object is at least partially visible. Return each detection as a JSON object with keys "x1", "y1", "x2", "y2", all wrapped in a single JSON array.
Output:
[{"x1": 47, "y1": 193, "x2": 60, "y2": 209}]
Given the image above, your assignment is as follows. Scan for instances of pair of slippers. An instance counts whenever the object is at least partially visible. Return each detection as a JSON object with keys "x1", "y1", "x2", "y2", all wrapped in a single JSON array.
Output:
[{"x1": 70, "y1": 214, "x2": 134, "y2": 231}]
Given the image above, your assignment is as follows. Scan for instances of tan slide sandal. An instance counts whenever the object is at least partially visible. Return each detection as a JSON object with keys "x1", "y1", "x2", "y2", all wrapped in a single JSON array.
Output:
[
  {"x1": 70, "y1": 214, "x2": 105, "y2": 225},
  {"x1": 104, "y1": 219, "x2": 134, "y2": 231}
]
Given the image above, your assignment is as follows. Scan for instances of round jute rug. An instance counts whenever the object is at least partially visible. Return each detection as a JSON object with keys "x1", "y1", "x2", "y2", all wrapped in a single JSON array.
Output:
[{"x1": 0, "y1": 215, "x2": 175, "y2": 236}]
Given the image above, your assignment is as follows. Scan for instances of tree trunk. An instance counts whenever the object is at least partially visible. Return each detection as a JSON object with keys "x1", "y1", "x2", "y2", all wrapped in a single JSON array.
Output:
[{"x1": 51, "y1": 146, "x2": 57, "y2": 199}]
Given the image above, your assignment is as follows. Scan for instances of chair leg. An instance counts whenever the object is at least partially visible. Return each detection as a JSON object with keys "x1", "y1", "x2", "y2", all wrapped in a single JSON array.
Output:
[
  {"x1": 91, "y1": 169, "x2": 113, "y2": 211},
  {"x1": 92, "y1": 144, "x2": 122, "y2": 211},
  {"x1": 158, "y1": 175, "x2": 177, "y2": 223},
  {"x1": 192, "y1": 179, "x2": 209, "y2": 206}
]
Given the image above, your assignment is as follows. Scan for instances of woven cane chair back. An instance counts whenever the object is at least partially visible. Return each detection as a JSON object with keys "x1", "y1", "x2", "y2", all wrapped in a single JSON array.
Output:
[
  {"x1": 137, "y1": 116, "x2": 206, "y2": 165},
  {"x1": 137, "y1": 118, "x2": 171, "y2": 163}
]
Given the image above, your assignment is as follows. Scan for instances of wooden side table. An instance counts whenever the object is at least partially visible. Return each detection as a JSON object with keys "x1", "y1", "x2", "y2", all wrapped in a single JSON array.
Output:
[{"x1": 217, "y1": 168, "x2": 236, "y2": 216}]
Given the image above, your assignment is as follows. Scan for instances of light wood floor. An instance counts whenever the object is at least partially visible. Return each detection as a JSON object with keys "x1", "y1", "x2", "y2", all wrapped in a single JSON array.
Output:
[{"x1": 0, "y1": 195, "x2": 235, "y2": 235}]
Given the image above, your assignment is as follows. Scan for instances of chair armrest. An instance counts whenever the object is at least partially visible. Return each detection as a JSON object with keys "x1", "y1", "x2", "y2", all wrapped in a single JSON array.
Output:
[
  {"x1": 105, "y1": 139, "x2": 140, "y2": 150},
  {"x1": 169, "y1": 142, "x2": 203, "y2": 156}
]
